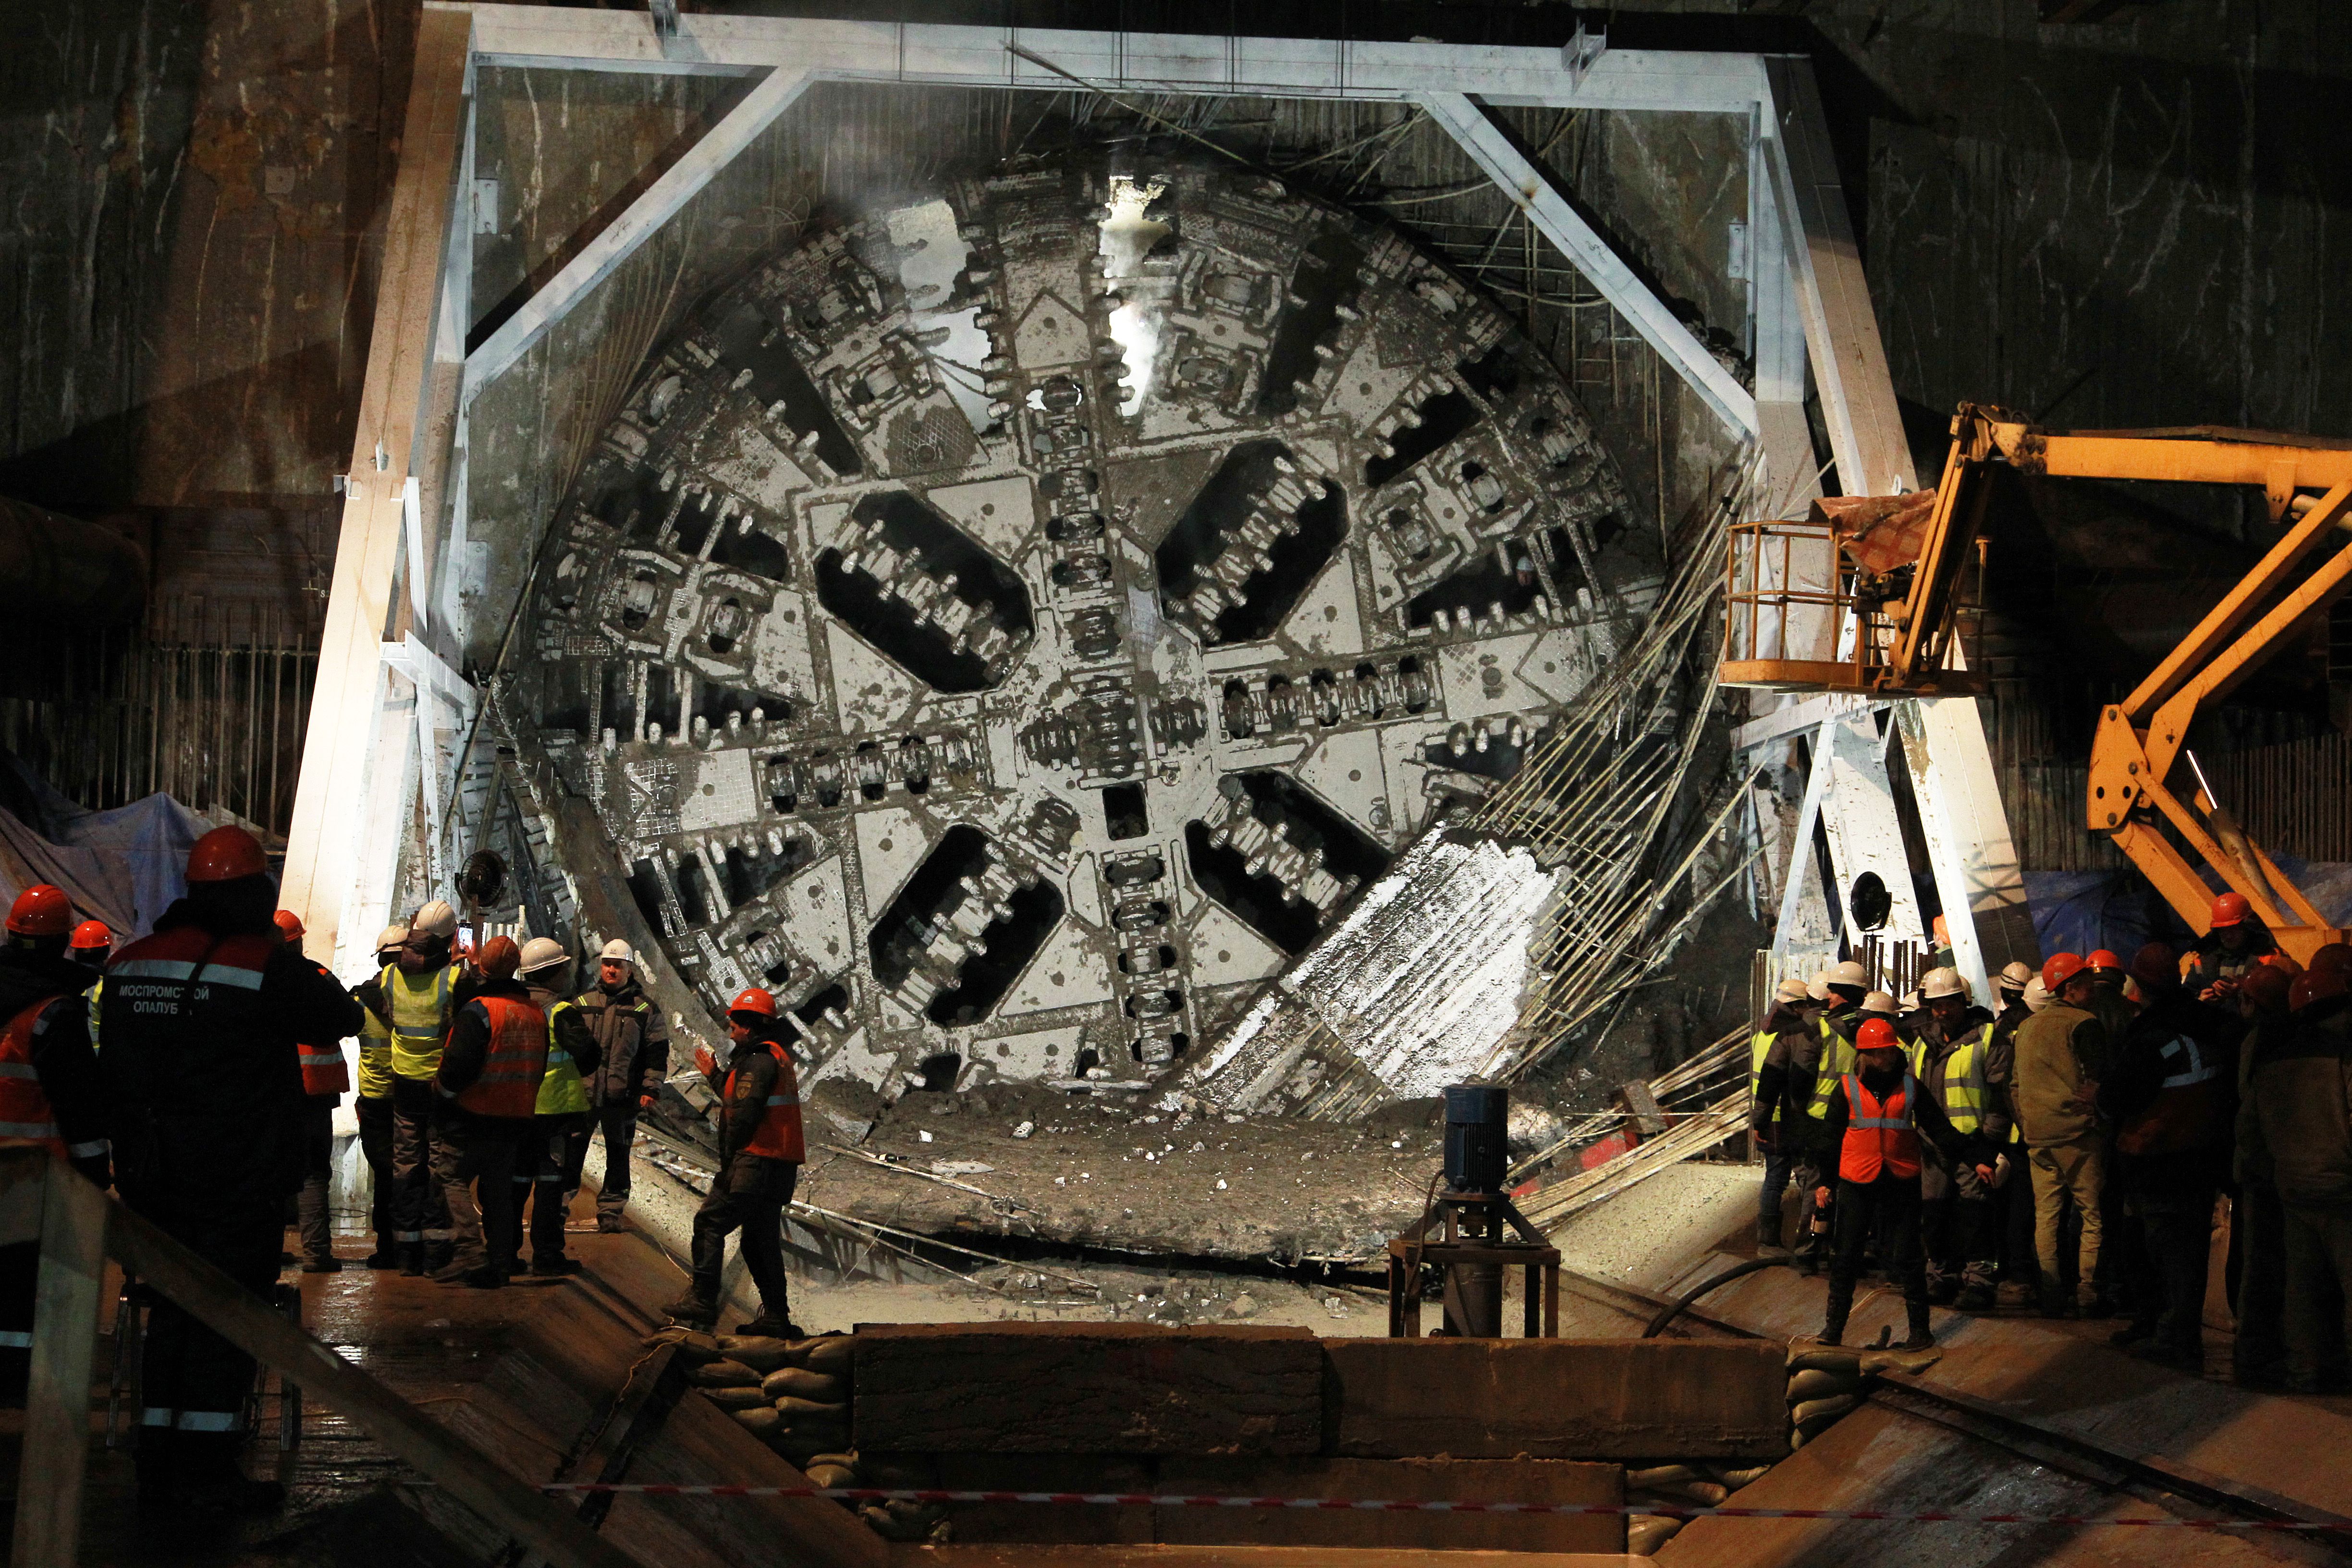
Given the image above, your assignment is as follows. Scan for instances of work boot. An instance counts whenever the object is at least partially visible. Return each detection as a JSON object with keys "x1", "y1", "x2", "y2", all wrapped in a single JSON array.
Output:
[
  {"x1": 661, "y1": 1294, "x2": 718, "y2": 1329},
  {"x1": 429, "y1": 1260, "x2": 503, "y2": 1289},
  {"x1": 363, "y1": 1247, "x2": 402, "y2": 1270},
  {"x1": 529, "y1": 1256, "x2": 583, "y2": 1277},
  {"x1": 401, "y1": 1241, "x2": 425, "y2": 1278},
  {"x1": 736, "y1": 1311, "x2": 804, "y2": 1339},
  {"x1": 301, "y1": 1254, "x2": 342, "y2": 1274},
  {"x1": 1898, "y1": 1304, "x2": 1935, "y2": 1352},
  {"x1": 426, "y1": 1241, "x2": 454, "y2": 1274},
  {"x1": 2107, "y1": 1321, "x2": 2155, "y2": 1349},
  {"x1": 1756, "y1": 1214, "x2": 1784, "y2": 1253},
  {"x1": 597, "y1": 1215, "x2": 627, "y2": 1234},
  {"x1": 1955, "y1": 1283, "x2": 1996, "y2": 1313}
]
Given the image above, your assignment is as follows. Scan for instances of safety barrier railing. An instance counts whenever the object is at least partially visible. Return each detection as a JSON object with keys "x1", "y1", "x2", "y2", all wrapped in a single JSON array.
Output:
[{"x1": 1720, "y1": 518, "x2": 1984, "y2": 695}]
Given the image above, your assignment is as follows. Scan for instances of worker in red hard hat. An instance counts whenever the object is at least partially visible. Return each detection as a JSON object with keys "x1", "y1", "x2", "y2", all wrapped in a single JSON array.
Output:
[
  {"x1": 102, "y1": 826, "x2": 362, "y2": 1511},
  {"x1": 0, "y1": 887, "x2": 110, "y2": 1399},
  {"x1": 2242, "y1": 949, "x2": 2352, "y2": 1392},
  {"x1": 2095, "y1": 943, "x2": 2240, "y2": 1371},
  {"x1": 427, "y1": 935, "x2": 547, "y2": 1288},
  {"x1": 1811, "y1": 1016, "x2": 1989, "y2": 1350},
  {"x1": 274, "y1": 910, "x2": 355, "y2": 1274},
  {"x1": 68, "y1": 919, "x2": 111, "y2": 1049},
  {"x1": 662, "y1": 984, "x2": 805, "y2": 1335},
  {"x1": 2187, "y1": 891, "x2": 2276, "y2": 1004},
  {"x1": 2010, "y1": 953, "x2": 2115, "y2": 1320},
  {"x1": 2083, "y1": 948, "x2": 2138, "y2": 1039}
]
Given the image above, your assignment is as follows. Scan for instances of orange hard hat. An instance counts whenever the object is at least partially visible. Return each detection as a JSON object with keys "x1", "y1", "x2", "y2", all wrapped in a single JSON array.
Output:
[
  {"x1": 1856, "y1": 1017, "x2": 1900, "y2": 1051},
  {"x1": 475, "y1": 934, "x2": 521, "y2": 980},
  {"x1": 2041, "y1": 953, "x2": 2087, "y2": 992},
  {"x1": 2210, "y1": 891, "x2": 2252, "y2": 930},
  {"x1": 273, "y1": 909, "x2": 305, "y2": 942},
  {"x1": 187, "y1": 825, "x2": 267, "y2": 883},
  {"x1": 2311, "y1": 944, "x2": 2352, "y2": 982},
  {"x1": 2242, "y1": 965, "x2": 2293, "y2": 1013},
  {"x1": 728, "y1": 987, "x2": 777, "y2": 1019},
  {"x1": 6, "y1": 885, "x2": 72, "y2": 938},
  {"x1": 68, "y1": 919, "x2": 112, "y2": 951},
  {"x1": 2291, "y1": 968, "x2": 2348, "y2": 1013},
  {"x1": 2129, "y1": 943, "x2": 2178, "y2": 993},
  {"x1": 2088, "y1": 949, "x2": 2124, "y2": 973}
]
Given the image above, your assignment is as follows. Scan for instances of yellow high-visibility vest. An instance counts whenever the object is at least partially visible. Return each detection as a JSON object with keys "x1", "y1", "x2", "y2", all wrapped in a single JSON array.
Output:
[
  {"x1": 356, "y1": 1000, "x2": 394, "y2": 1099},
  {"x1": 1911, "y1": 1023, "x2": 1996, "y2": 1136},
  {"x1": 384, "y1": 963, "x2": 459, "y2": 1080},
  {"x1": 535, "y1": 999, "x2": 590, "y2": 1115},
  {"x1": 1806, "y1": 1013, "x2": 1860, "y2": 1120}
]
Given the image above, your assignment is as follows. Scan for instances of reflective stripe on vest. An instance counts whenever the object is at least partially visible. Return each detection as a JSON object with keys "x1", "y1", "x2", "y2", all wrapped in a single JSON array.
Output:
[
  {"x1": 1917, "y1": 1023, "x2": 1995, "y2": 1136},
  {"x1": 1749, "y1": 1028, "x2": 1773, "y2": 1100},
  {"x1": 453, "y1": 994, "x2": 548, "y2": 1119},
  {"x1": 356, "y1": 1002, "x2": 393, "y2": 1099},
  {"x1": 385, "y1": 964, "x2": 456, "y2": 1080},
  {"x1": 0, "y1": 997, "x2": 69, "y2": 1159},
  {"x1": 2116, "y1": 1032, "x2": 2233, "y2": 1157},
  {"x1": 729, "y1": 1041, "x2": 805, "y2": 1163},
  {"x1": 1806, "y1": 1016, "x2": 1859, "y2": 1119},
  {"x1": 297, "y1": 1041, "x2": 350, "y2": 1098},
  {"x1": 86, "y1": 978, "x2": 101, "y2": 1052},
  {"x1": 535, "y1": 999, "x2": 590, "y2": 1116},
  {"x1": 2158, "y1": 1034, "x2": 2221, "y2": 1089},
  {"x1": 1838, "y1": 1069, "x2": 1922, "y2": 1183}
]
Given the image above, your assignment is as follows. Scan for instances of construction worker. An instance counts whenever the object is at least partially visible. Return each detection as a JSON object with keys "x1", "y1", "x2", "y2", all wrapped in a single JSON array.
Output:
[
  {"x1": 428, "y1": 935, "x2": 547, "y2": 1287},
  {"x1": 69, "y1": 919, "x2": 110, "y2": 1048},
  {"x1": 102, "y1": 828, "x2": 361, "y2": 1510},
  {"x1": 0, "y1": 887, "x2": 110, "y2": 1399},
  {"x1": 352, "y1": 924, "x2": 407, "y2": 1268},
  {"x1": 576, "y1": 938, "x2": 668, "y2": 1232},
  {"x1": 2084, "y1": 948, "x2": 2137, "y2": 1038},
  {"x1": 2187, "y1": 892, "x2": 2277, "y2": 1003},
  {"x1": 1749, "y1": 977, "x2": 1820, "y2": 1254},
  {"x1": 2232, "y1": 959, "x2": 2299, "y2": 1386},
  {"x1": 1911, "y1": 967, "x2": 2006, "y2": 1311},
  {"x1": 356, "y1": 900, "x2": 470, "y2": 1275},
  {"x1": 1803, "y1": 959, "x2": 1871, "y2": 1123},
  {"x1": 277, "y1": 909, "x2": 355, "y2": 1273},
  {"x1": 1813, "y1": 1017, "x2": 1987, "y2": 1350},
  {"x1": 2012, "y1": 952, "x2": 2113, "y2": 1318},
  {"x1": 516, "y1": 937, "x2": 600, "y2": 1275},
  {"x1": 2242, "y1": 963, "x2": 2352, "y2": 1391},
  {"x1": 2097, "y1": 942, "x2": 2239, "y2": 1371},
  {"x1": 663, "y1": 987, "x2": 804, "y2": 1335},
  {"x1": 1859, "y1": 989, "x2": 1905, "y2": 1042},
  {"x1": 1986, "y1": 959, "x2": 2039, "y2": 1307}
]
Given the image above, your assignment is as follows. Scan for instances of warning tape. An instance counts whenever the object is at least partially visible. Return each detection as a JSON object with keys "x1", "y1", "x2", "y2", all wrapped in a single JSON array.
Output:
[{"x1": 525, "y1": 1483, "x2": 2345, "y2": 1531}]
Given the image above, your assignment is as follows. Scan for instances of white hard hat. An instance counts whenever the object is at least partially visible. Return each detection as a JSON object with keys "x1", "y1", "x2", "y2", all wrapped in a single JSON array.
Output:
[
  {"x1": 1860, "y1": 990, "x2": 1900, "y2": 1017},
  {"x1": 1921, "y1": 966, "x2": 1968, "y2": 1001},
  {"x1": 375, "y1": 924, "x2": 409, "y2": 954},
  {"x1": 518, "y1": 937, "x2": 570, "y2": 975},
  {"x1": 1827, "y1": 959, "x2": 1869, "y2": 990},
  {"x1": 1902, "y1": 988, "x2": 1924, "y2": 1012},
  {"x1": 411, "y1": 900, "x2": 459, "y2": 940},
  {"x1": 1998, "y1": 960, "x2": 2035, "y2": 992},
  {"x1": 2023, "y1": 977, "x2": 2053, "y2": 1014},
  {"x1": 599, "y1": 938, "x2": 635, "y2": 965},
  {"x1": 1775, "y1": 978, "x2": 1811, "y2": 1004},
  {"x1": 1807, "y1": 969, "x2": 1832, "y2": 1001}
]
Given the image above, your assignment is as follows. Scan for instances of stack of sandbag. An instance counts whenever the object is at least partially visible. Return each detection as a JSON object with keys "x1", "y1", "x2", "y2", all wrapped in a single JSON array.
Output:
[
  {"x1": 1784, "y1": 1340, "x2": 1939, "y2": 1449},
  {"x1": 652, "y1": 1329, "x2": 858, "y2": 1469},
  {"x1": 1622, "y1": 1460, "x2": 1774, "y2": 1554}
]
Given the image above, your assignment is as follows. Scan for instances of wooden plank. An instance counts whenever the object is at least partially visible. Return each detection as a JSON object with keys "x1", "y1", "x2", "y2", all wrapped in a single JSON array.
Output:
[
  {"x1": 11, "y1": 1163, "x2": 107, "y2": 1568},
  {"x1": 882, "y1": 1546, "x2": 1645, "y2": 1567},
  {"x1": 1154, "y1": 1458, "x2": 1625, "y2": 1554},
  {"x1": 279, "y1": 4, "x2": 473, "y2": 966},
  {"x1": 855, "y1": 1324, "x2": 1322, "y2": 1456},
  {"x1": 1322, "y1": 1339, "x2": 1788, "y2": 1461},
  {"x1": 101, "y1": 1187, "x2": 641, "y2": 1568}
]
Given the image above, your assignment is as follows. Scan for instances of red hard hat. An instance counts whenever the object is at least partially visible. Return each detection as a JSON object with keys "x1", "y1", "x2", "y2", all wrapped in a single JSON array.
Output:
[
  {"x1": 6, "y1": 885, "x2": 73, "y2": 938},
  {"x1": 273, "y1": 909, "x2": 305, "y2": 942},
  {"x1": 2242, "y1": 965, "x2": 2293, "y2": 1013},
  {"x1": 475, "y1": 934, "x2": 521, "y2": 980},
  {"x1": 2087, "y1": 949, "x2": 2124, "y2": 974},
  {"x1": 2290, "y1": 968, "x2": 2348, "y2": 1013},
  {"x1": 2211, "y1": 891, "x2": 2252, "y2": 930},
  {"x1": 728, "y1": 987, "x2": 777, "y2": 1019},
  {"x1": 2130, "y1": 943, "x2": 2178, "y2": 994},
  {"x1": 2311, "y1": 944, "x2": 2352, "y2": 982},
  {"x1": 68, "y1": 919, "x2": 112, "y2": 951},
  {"x1": 1856, "y1": 1017, "x2": 1900, "y2": 1051},
  {"x1": 2041, "y1": 953, "x2": 2087, "y2": 992},
  {"x1": 187, "y1": 825, "x2": 267, "y2": 884}
]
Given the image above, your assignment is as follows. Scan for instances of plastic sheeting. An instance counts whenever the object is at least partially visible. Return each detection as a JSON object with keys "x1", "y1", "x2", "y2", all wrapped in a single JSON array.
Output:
[
  {"x1": 2027, "y1": 855, "x2": 2352, "y2": 960},
  {"x1": 0, "y1": 753, "x2": 215, "y2": 940}
]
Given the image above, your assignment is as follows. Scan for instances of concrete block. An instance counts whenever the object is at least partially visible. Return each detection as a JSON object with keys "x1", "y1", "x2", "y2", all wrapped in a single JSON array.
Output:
[{"x1": 1156, "y1": 1457, "x2": 1625, "y2": 1553}]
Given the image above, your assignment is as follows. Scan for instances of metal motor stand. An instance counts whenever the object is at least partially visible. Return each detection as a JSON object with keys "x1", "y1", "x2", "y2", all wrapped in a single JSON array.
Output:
[{"x1": 1385, "y1": 1085, "x2": 1560, "y2": 1338}]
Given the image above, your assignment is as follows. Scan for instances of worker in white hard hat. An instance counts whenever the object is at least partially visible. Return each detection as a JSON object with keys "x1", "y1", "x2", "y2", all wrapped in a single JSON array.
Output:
[
  {"x1": 1988, "y1": 958, "x2": 2041, "y2": 1308},
  {"x1": 573, "y1": 938, "x2": 669, "y2": 1232},
  {"x1": 1749, "y1": 978, "x2": 1825, "y2": 1254},
  {"x1": 1911, "y1": 967, "x2": 2007, "y2": 1311},
  {"x1": 353, "y1": 900, "x2": 478, "y2": 1275},
  {"x1": 515, "y1": 938, "x2": 602, "y2": 1274},
  {"x1": 351, "y1": 924, "x2": 410, "y2": 1268}
]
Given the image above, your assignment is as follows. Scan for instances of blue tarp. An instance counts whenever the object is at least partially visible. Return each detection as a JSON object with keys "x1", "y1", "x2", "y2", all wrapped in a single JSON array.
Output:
[
  {"x1": 0, "y1": 755, "x2": 213, "y2": 941},
  {"x1": 2026, "y1": 855, "x2": 2352, "y2": 960}
]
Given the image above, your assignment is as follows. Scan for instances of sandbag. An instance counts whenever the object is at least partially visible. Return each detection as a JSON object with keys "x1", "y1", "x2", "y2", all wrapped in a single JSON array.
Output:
[
  {"x1": 687, "y1": 1358, "x2": 763, "y2": 1388},
  {"x1": 701, "y1": 1385, "x2": 770, "y2": 1410},
  {"x1": 804, "y1": 1464, "x2": 859, "y2": 1491},
  {"x1": 1790, "y1": 1393, "x2": 1859, "y2": 1427},
  {"x1": 1625, "y1": 1464, "x2": 1703, "y2": 1489},
  {"x1": 774, "y1": 1396, "x2": 849, "y2": 1422},
  {"x1": 645, "y1": 1326, "x2": 723, "y2": 1359},
  {"x1": 733, "y1": 1407, "x2": 783, "y2": 1437},
  {"x1": 715, "y1": 1335, "x2": 805, "y2": 1372},
  {"x1": 1714, "y1": 1464, "x2": 1772, "y2": 1490},
  {"x1": 763, "y1": 1366, "x2": 847, "y2": 1402},
  {"x1": 799, "y1": 1334, "x2": 854, "y2": 1372},
  {"x1": 1786, "y1": 1367, "x2": 1861, "y2": 1405},
  {"x1": 1644, "y1": 1481, "x2": 1727, "y2": 1507},
  {"x1": 858, "y1": 1500, "x2": 945, "y2": 1543},
  {"x1": 776, "y1": 1432, "x2": 843, "y2": 1468},
  {"x1": 1785, "y1": 1345, "x2": 1862, "y2": 1376},
  {"x1": 1627, "y1": 1516, "x2": 1684, "y2": 1555}
]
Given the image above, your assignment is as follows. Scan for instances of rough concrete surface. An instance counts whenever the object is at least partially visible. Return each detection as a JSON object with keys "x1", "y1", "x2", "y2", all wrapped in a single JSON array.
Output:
[{"x1": 1550, "y1": 1161, "x2": 1758, "y2": 1295}]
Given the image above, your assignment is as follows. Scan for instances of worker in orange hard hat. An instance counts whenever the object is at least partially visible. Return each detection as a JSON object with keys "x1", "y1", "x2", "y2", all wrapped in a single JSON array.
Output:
[
  {"x1": 2187, "y1": 891, "x2": 2276, "y2": 1003},
  {"x1": 2241, "y1": 952, "x2": 2352, "y2": 1391},
  {"x1": 102, "y1": 827, "x2": 363, "y2": 1510},
  {"x1": 2010, "y1": 953, "x2": 2115, "y2": 1320},
  {"x1": 68, "y1": 919, "x2": 111, "y2": 1050},
  {"x1": 661, "y1": 984, "x2": 805, "y2": 1335},
  {"x1": 0, "y1": 886, "x2": 110, "y2": 1399},
  {"x1": 1811, "y1": 1016, "x2": 1990, "y2": 1350},
  {"x1": 2083, "y1": 948, "x2": 2137, "y2": 1039},
  {"x1": 426, "y1": 935, "x2": 547, "y2": 1287},
  {"x1": 274, "y1": 909, "x2": 356, "y2": 1274}
]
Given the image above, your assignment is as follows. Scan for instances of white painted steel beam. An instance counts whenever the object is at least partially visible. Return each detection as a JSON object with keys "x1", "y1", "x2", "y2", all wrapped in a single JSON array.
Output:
[
  {"x1": 1417, "y1": 91, "x2": 1758, "y2": 442},
  {"x1": 1770, "y1": 718, "x2": 1839, "y2": 960},
  {"x1": 463, "y1": 64, "x2": 812, "y2": 404},
  {"x1": 1816, "y1": 713, "x2": 1927, "y2": 951},
  {"x1": 460, "y1": 5, "x2": 1771, "y2": 112},
  {"x1": 1734, "y1": 691, "x2": 1877, "y2": 755}
]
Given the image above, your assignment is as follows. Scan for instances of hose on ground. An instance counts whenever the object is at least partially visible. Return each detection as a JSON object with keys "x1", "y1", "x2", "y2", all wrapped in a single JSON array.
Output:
[{"x1": 1642, "y1": 1255, "x2": 1792, "y2": 1338}]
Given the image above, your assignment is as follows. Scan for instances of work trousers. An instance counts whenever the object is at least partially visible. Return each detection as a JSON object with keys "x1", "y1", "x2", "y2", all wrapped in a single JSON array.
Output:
[
  {"x1": 1999, "y1": 1156, "x2": 2039, "y2": 1283},
  {"x1": 2234, "y1": 1179, "x2": 2290, "y2": 1385},
  {"x1": 2127, "y1": 1184, "x2": 2217, "y2": 1360},
  {"x1": 1921, "y1": 1152, "x2": 1996, "y2": 1296},
  {"x1": 516, "y1": 1111, "x2": 588, "y2": 1265},
  {"x1": 2281, "y1": 1201, "x2": 2352, "y2": 1392},
  {"x1": 1756, "y1": 1141, "x2": 1819, "y2": 1244},
  {"x1": 593, "y1": 1105, "x2": 638, "y2": 1224},
  {"x1": 1824, "y1": 1172, "x2": 1927, "y2": 1340},
  {"x1": 390, "y1": 1077, "x2": 449, "y2": 1249},
  {"x1": 356, "y1": 1093, "x2": 397, "y2": 1254},
  {"x1": 294, "y1": 1096, "x2": 337, "y2": 1262},
  {"x1": 688, "y1": 1157, "x2": 797, "y2": 1318},
  {"x1": 430, "y1": 1108, "x2": 529, "y2": 1274},
  {"x1": 2029, "y1": 1135, "x2": 2105, "y2": 1306}
]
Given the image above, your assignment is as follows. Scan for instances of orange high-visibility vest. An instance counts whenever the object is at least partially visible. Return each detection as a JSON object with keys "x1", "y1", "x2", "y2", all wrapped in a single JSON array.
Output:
[
  {"x1": 1838, "y1": 1070, "x2": 1922, "y2": 1183},
  {"x1": 729, "y1": 1040, "x2": 805, "y2": 1164},
  {"x1": 453, "y1": 994, "x2": 548, "y2": 1119},
  {"x1": 0, "y1": 997, "x2": 69, "y2": 1159},
  {"x1": 296, "y1": 1038, "x2": 350, "y2": 1097}
]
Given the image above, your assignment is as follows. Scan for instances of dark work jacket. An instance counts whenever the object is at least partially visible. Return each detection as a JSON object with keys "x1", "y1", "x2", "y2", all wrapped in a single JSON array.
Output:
[
  {"x1": 577, "y1": 979, "x2": 668, "y2": 1107},
  {"x1": 2242, "y1": 996, "x2": 2352, "y2": 1209},
  {"x1": 1820, "y1": 1063, "x2": 1982, "y2": 1181},
  {"x1": 2186, "y1": 926, "x2": 2277, "y2": 998},
  {"x1": 1751, "y1": 1005, "x2": 1826, "y2": 1155},
  {"x1": 2099, "y1": 989, "x2": 2241, "y2": 1196},
  {"x1": 0, "y1": 947, "x2": 110, "y2": 1186}
]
